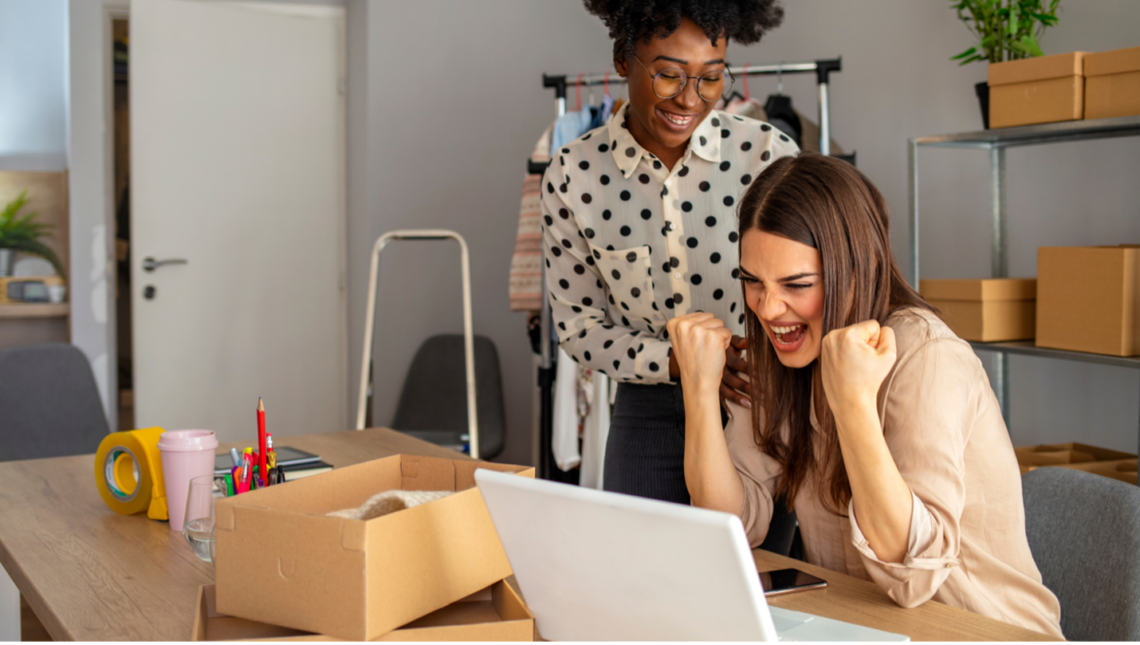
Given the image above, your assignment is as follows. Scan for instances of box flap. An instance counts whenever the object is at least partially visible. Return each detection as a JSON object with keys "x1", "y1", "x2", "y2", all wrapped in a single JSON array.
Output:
[
  {"x1": 988, "y1": 52, "x2": 1085, "y2": 86},
  {"x1": 920, "y1": 278, "x2": 1036, "y2": 301},
  {"x1": 1085, "y1": 46, "x2": 1140, "y2": 77}
]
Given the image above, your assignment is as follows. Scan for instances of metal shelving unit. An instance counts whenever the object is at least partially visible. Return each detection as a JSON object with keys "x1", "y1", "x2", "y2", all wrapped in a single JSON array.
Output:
[{"x1": 908, "y1": 115, "x2": 1140, "y2": 450}]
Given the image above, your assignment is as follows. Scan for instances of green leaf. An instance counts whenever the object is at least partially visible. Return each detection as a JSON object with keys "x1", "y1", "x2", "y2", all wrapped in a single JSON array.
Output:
[
  {"x1": 951, "y1": 46, "x2": 978, "y2": 60},
  {"x1": 1018, "y1": 34, "x2": 1044, "y2": 57},
  {"x1": 0, "y1": 238, "x2": 65, "y2": 279}
]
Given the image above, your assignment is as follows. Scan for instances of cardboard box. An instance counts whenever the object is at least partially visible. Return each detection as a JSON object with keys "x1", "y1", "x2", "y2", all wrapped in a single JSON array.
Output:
[
  {"x1": 1036, "y1": 246, "x2": 1140, "y2": 356},
  {"x1": 1085, "y1": 46, "x2": 1140, "y2": 120},
  {"x1": 988, "y1": 52, "x2": 1086, "y2": 128},
  {"x1": 215, "y1": 454, "x2": 534, "y2": 641},
  {"x1": 191, "y1": 581, "x2": 536, "y2": 641},
  {"x1": 1014, "y1": 442, "x2": 1135, "y2": 477},
  {"x1": 920, "y1": 278, "x2": 1036, "y2": 342}
]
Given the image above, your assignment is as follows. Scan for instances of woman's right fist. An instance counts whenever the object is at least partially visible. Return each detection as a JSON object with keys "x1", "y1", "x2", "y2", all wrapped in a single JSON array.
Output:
[{"x1": 667, "y1": 313, "x2": 733, "y2": 395}]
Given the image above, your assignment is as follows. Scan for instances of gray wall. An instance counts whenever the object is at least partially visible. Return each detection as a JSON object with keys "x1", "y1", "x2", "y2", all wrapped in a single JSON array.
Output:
[
  {"x1": 0, "y1": 0, "x2": 68, "y2": 171},
  {"x1": 351, "y1": 0, "x2": 1140, "y2": 462},
  {"x1": 347, "y1": 1, "x2": 613, "y2": 465},
  {"x1": 730, "y1": 0, "x2": 1140, "y2": 453}
]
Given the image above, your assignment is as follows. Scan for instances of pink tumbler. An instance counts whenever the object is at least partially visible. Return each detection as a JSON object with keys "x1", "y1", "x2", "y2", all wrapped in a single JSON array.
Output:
[{"x1": 158, "y1": 430, "x2": 218, "y2": 532}]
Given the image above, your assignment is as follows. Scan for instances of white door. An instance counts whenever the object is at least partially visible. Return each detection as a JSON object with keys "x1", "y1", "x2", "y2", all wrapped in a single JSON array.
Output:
[{"x1": 131, "y1": 0, "x2": 346, "y2": 442}]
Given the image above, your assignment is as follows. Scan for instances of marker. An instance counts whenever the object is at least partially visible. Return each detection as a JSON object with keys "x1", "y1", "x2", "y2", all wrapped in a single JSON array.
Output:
[
  {"x1": 229, "y1": 447, "x2": 242, "y2": 468},
  {"x1": 257, "y1": 399, "x2": 267, "y2": 487}
]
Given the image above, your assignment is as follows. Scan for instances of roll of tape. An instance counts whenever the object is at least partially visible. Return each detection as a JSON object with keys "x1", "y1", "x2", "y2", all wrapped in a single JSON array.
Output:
[{"x1": 94, "y1": 427, "x2": 170, "y2": 520}]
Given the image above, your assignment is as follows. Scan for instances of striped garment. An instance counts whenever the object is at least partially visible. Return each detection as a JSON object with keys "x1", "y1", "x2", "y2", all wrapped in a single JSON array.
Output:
[{"x1": 508, "y1": 123, "x2": 554, "y2": 312}]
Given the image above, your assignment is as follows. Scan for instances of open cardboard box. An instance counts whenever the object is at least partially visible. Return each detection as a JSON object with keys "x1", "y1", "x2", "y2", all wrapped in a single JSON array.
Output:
[
  {"x1": 215, "y1": 454, "x2": 534, "y2": 641},
  {"x1": 1015, "y1": 442, "x2": 1135, "y2": 476},
  {"x1": 192, "y1": 580, "x2": 535, "y2": 641},
  {"x1": 1061, "y1": 459, "x2": 1139, "y2": 486}
]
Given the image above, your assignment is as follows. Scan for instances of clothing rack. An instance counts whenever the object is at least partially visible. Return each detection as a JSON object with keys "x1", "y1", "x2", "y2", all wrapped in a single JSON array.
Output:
[{"x1": 529, "y1": 58, "x2": 845, "y2": 480}]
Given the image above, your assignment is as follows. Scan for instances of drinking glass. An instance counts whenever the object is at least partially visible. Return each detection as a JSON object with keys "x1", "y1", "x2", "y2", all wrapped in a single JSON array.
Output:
[{"x1": 183, "y1": 475, "x2": 217, "y2": 563}]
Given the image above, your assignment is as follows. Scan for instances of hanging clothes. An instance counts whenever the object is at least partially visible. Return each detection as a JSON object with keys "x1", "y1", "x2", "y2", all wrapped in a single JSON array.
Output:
[
  {"x1": 509, "y1": 123, "x2": 555, "y2": 312},
  {"x1": 723, "y1": 96, "x2": 844, "y2": 155},
  {"x1": 551, "y1": 346, "x2": 610, "y2": 486}
]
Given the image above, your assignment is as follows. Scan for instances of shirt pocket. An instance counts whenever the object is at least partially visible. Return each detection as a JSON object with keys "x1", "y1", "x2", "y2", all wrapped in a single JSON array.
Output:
[{"x1": 588, "y1": 243, "x2": 666, "y2": 333}]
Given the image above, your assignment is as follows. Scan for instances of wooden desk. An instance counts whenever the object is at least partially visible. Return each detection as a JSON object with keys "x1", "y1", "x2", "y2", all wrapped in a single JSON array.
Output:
[{"x1": 0, "y1": 428, "x2": 1057, "y2": 641}]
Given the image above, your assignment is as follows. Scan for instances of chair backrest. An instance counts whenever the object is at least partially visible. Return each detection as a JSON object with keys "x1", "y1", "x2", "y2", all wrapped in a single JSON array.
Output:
[
  {"x1": 1022, "y1": 466, "x2": 1140, "y2": 641},
  {"x1": 0, "y1": 343, "x2": 110, "y2": 462},
  {"x1": 391, "y1": 334, "x2": 505, "y2": 460}
]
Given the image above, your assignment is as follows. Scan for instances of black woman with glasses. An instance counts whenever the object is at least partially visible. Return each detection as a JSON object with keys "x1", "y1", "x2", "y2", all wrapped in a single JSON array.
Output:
[{"x1": 541, "y1": 0, "x2": 791, "y2": 503}]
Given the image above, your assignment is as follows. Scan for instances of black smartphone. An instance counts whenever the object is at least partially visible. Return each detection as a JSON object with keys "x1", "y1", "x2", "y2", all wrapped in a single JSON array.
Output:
[{"x1": 758, "y1": 568, "x2": 828, "y2": 596}]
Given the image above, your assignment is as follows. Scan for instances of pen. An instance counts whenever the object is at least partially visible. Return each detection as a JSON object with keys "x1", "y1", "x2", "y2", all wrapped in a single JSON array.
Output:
[
  {"x1": 239, "y1": 449, "x2": 252, "y2": 493},
  {"x1": 230, "y1": 447, "x2": 242, "y2": 468}
]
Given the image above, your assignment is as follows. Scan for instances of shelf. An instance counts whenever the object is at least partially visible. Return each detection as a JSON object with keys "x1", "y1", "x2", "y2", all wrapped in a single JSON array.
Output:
[
  {"x1": 969, "y1": 340, "x2": 1140, "y2": 370},
  {"x1": 0, "y1": 303, "x2": 70, "y2": 319},
  {"x1": 913, "y1": 115, "x2": 1140, "y2": 149}
]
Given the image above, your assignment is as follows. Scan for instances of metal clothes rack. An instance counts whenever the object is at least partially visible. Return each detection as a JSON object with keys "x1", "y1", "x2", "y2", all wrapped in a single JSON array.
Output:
[{"x1": 529, "y1": 58, "x2": 844, "y2": 480}]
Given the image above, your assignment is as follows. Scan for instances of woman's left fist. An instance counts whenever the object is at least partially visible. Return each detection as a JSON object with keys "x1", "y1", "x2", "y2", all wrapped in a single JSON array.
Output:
[{"x1": 821, "y1": 319, "x2": 897, "y2": 412}]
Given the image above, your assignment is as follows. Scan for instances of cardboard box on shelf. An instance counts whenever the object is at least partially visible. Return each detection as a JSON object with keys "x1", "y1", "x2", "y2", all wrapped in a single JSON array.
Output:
[
  {"x1": 988, "y1": 52, "x2": 1086, "y2": 128},
  {"x1": 1036, "y1": 245, "x2": 1140, "y2": 356},
  {"x1": 214, "y1": 454, "x2": 534, "y2": 641},
  {"x1": 192, "y1": 580, "x2": 536, "y2": 641},
  {"x1": 1085, "y1": 46, "x2": 1140, "y2": 120},
  {"x1": 920, "y1": 278, "x2": 1036, "y2": 342}
]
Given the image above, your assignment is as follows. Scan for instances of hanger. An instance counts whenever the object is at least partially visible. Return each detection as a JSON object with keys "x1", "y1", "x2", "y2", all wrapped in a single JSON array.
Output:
[
  {"x1": 724, "y1": 63, "x2": 747, "y2": 104},
  {"x1": 764, "y1": 62, "x2": 802, "y2": 145}
]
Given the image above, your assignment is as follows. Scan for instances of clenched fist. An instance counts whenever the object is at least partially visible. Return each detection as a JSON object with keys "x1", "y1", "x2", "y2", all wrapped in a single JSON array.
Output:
[
  {"x1": 821, "y1": 319, "x2": 897, "y2": 413},
  {"x1": 667, "y1": 313, "x2": 733, "y2": 397}
]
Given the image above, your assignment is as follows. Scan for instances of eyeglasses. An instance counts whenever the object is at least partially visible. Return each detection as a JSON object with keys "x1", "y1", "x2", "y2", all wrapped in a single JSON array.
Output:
[{"x1": 631, "y1": 56, "x2": 734, "y2": 102}]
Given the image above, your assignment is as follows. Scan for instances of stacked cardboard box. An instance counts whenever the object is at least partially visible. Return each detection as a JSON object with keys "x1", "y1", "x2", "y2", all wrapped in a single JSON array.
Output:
[
  {"x1": 920, "y1": 278, "x2": 1036, "y2": 342},
  {"x1": 192, "y1": 581, "x2": 535, "y2": 641},
  {"x1": 1085, "y1": 45, "x2": 1140, "y2": 119},
  {"x1": 214, "y1": 454, "x2": 536, "y2": 641},
  {"x1": 1015, "y1": 442, "x2": 1136, "y2": 483},
  {"x1": 1036, "y1": 246, "x2": 1140, "y2": 357},
  {"x1": 988, "y1": 52, "x2": 1085, "y2": 128}
]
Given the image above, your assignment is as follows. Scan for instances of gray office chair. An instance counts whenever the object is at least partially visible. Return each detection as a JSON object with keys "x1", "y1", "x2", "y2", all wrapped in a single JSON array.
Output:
[
  {"x1": 392, "y1": 334, "x2": 505, "y2": 460},
  {"x1": 1022, "y1": 466, "x2": 1140, "y2": 641},
  {"x1": 0, "y1": 343, "x2": 110, "y2": 462}
]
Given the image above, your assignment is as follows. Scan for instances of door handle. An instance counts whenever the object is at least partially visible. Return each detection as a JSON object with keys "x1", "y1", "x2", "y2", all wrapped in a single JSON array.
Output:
[{"x1": 142, "y1": 257, "x2": 188, "y2": 272}]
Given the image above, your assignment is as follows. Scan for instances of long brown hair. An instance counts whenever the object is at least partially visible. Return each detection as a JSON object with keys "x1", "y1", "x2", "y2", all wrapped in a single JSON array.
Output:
[{"x1": 737, "y1": 152, "x2": 933, "y2": 514}]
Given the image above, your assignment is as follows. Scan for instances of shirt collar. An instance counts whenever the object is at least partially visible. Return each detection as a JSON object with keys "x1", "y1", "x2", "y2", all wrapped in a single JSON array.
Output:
[{"x1": 607, "y1": 104, "x2": 722, "y2": 179}]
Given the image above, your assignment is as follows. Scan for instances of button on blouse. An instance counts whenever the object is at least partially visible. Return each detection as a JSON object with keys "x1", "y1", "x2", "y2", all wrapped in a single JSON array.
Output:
[{"x1": 541, "y1": 104, "x2": 799, "y2": 383}]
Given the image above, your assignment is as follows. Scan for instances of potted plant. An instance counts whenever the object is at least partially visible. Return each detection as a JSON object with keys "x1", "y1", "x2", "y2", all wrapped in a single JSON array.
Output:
[
  {"x1": 0, "y1": 190, "x2": 65, "y2": 279},
  {"x1": 948, "y1": 0, "x2": 1061, "y2": 128}
]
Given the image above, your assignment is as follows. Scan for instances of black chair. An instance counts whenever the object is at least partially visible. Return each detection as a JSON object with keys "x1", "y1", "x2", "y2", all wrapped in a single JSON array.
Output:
[
  {"x1": 391, "y1": 334, "x2": 505, "y2": 461},
  {"x1": 0, "y1": 343, "x2": 110, "y2": 462},
  {"x1": 1023, "y1": 466, "x2": 1140, "y2": 640}
]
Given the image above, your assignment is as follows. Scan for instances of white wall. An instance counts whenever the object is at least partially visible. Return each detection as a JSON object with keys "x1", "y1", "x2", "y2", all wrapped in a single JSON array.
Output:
[
  {"x1": 0, "y1": 0, "x2": 68, "y2": 171},
  {"x1": 731, "y1": 0, "x2": 1140, "y2": 453}
]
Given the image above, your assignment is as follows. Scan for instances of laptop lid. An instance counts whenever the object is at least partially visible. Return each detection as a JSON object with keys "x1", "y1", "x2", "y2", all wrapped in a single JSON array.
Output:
[{"x1": 475, "y1": 469, "x2": 778, "y2": 641}]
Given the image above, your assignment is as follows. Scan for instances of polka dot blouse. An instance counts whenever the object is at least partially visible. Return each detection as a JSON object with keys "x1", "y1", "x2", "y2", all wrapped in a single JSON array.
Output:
[{"x1": 541, "y1": 103, "x2": 800, "y2": 384}]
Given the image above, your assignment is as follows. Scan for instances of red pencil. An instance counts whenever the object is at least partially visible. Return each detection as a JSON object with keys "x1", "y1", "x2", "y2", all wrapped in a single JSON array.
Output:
[{"x1": 257, "y1": 398, "x2": 267, "y2": 487}]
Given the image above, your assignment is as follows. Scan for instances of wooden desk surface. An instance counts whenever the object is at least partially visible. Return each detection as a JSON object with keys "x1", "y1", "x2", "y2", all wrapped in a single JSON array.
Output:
[{"x1": 0, "y1": 428, "x2": 1057, "y2": 642}]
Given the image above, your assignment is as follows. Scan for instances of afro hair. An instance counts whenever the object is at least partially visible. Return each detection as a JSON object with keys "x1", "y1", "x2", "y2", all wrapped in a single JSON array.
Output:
[{"x1": 583, "y1": 0, "x2": 785, "y2": 61}]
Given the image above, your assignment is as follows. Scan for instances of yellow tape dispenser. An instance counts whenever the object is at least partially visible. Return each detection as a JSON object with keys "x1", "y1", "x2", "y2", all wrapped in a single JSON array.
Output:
[{"x1": 94, "y1": 427, "x2": 169, "y2": 520}]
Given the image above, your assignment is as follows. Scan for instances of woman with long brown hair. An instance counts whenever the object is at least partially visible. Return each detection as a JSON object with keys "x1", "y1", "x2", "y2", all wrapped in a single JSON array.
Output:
[{"x1": 668, "y1": 153, "x2": 1062, "y2": 637}]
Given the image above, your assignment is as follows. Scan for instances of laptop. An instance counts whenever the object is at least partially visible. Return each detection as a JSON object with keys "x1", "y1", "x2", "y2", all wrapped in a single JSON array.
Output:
[{"x1": 475, "y1": 469, "x2": 909, "y2": 642}]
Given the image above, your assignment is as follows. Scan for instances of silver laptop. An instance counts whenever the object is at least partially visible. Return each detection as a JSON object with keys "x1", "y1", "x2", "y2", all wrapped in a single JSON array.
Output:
[{"x1": 475, "y1": 469, "x2": 908, "y2": 642}]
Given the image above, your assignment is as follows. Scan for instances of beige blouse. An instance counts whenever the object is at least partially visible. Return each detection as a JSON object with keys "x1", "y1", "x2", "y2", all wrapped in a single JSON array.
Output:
[{"x1": 725, "y1": 308, "x2": 1064, "y2": 638}]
